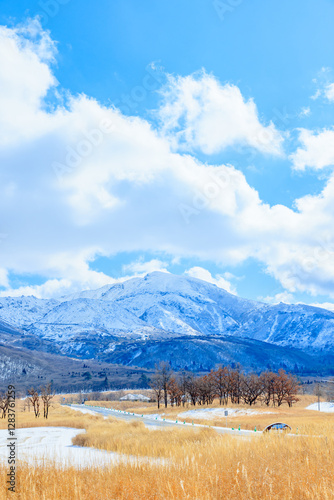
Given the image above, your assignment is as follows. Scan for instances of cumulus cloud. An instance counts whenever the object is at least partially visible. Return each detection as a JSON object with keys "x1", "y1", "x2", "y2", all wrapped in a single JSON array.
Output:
[
  {"x1": 1, "y1": 20, "x2": 334, "y2": 301},
  {"x1": 157, "y1": 71, "x2": 285, "y2": 156},
  {"x1": 310, "y1": 67, "x2": 334, "y2": 103},
  {"x1": 299, "y1": 107, "x2": 311, "y2": 117},
  {"x1": 309, "y1": 302, "x2": 334, "y2": 312},
  {"x1": 185, "y1": 267, "x2": 236, "y2": 294},
  {"x1": 122, "y1": 259, "x2": 169, "y2": 275},
  {"x1": 324, "y1": 83, "x2": 334, "y2": 102},
  {"x1": 0, "y1": 269, "x2": 9, "y2": 288},
  {"x1": 0, "y1": 19, "x2": 57, "y2": 148},
  {"x1": 290, "y1": 128, "x2": 334, "y2": 170},
  {"x1": 261, "y1": 291, "x2": 294, "y2": 305}
]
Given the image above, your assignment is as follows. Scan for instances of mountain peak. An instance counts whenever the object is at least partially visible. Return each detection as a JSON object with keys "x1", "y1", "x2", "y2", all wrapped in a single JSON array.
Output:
[{"x1": 0, "y1": 272, "x2": 333, "y2": 355}]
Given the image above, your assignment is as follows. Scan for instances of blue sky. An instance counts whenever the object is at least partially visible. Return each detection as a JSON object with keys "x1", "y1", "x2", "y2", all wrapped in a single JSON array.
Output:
[{"x1": 0, "y1": 0, "x2": 334, "y2": 308}]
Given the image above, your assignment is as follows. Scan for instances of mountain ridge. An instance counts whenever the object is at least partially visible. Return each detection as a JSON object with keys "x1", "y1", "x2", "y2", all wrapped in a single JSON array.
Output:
[{"x1": 0, "y1": 272, "x2": 333, "y2": 372}]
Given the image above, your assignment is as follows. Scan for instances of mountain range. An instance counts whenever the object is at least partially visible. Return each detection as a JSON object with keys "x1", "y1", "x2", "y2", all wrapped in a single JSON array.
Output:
[{"x1": 0, "y1": 272, "x2": 333, "y2": 375}]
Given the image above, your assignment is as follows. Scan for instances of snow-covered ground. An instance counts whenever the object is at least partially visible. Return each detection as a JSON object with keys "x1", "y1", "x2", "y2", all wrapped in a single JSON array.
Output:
[
  {"x1": 0, "y1": 427, "x2": 164, "y2": 468},
  {"x1": 69, "y1": 405, "x2": 107, "y2": 417},
  {"x1": 179, "y1": 408, "x2": 277, "y2": 420},
  {"x1": 306, "y1": 402, "x2": 334, "y2": 412}
]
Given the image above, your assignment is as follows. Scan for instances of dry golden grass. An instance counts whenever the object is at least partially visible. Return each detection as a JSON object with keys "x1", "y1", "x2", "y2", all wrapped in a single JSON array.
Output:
[
  {"x1": 72, "y1": 418, "x2": 217, "y2": 459},
  {"x1": 0, "y1": 401, "x2": 101, "y2": 430},
  {"x1": 0, "y1": 396, "x2": 333, "y2": 499},
  {"x1": 1, "y1": 428, "x2": 334, "y2": 499}
]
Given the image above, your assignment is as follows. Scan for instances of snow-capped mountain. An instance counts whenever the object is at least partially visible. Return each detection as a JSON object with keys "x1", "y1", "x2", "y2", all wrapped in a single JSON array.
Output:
[
  {"x1": 30, "y1": 298, "x2": 159, "y2": 341},
  {"x1": 0, "y1": 272, "x2": 333, "y2": 371},
  {"x1": 239, "y1": 302, "x2": 334, "y2": 351},
  {"x1": 62, "y1": 272, "x2": 334, "y2": 351},
  {"x1": 0, "y1": 296, "x2": 58, "y2": 327},
  {"x1": 63, "y1": 272, "x2": 261, "y2": 336}
]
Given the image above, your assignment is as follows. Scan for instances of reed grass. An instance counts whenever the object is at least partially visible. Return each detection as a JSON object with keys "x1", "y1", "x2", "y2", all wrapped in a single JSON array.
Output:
[{"x1": 0, "y1": 396, "x2": 333, "y2": 499}]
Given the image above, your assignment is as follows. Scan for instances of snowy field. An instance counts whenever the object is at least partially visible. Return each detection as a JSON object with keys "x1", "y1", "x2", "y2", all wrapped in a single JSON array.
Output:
[
  {"x1": 306, "y1": 402, "x2": 334, "y2": 413},
  {"x1": 179, "y1": 408, "x2": 277, "y2": 420},
  {"x1": 0, "y1": 427, "x2": 164, "y2": 468}
]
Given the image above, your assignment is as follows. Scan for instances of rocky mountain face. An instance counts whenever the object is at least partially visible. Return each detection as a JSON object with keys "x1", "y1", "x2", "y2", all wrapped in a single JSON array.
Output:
[{"x1": 0, "y1": 272, "x2": 333, "y2": 373}]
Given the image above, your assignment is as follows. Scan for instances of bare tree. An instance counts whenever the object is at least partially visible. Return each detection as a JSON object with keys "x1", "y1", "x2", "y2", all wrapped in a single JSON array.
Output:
[
  {"x1": 155, "y1": 362, "x2": 173, "y2": 408},
  {"x1": 27, "y1": 387, "x2": 40, "y2": 418},
  {"x1": 150, "y1": 373, "x2": 164, "y2": 409},
  {"x1": 240, "y1": 373, "x2": 263, "y2": 406},
  {"x1": 41, "y1": 383, "x2": 55, "y2": 419},
  {"x1": 229, "y1": 367, "x2": 242, "y2": 404},
  {"x1": 167, "y1": 377, "x2": 182, "y2": 406},
  {"x1": 186, "y1": 373, "x2": 199, "y2": 406},
  {"x1": 0, "y1": 393, "x2": 8, "y2": 419},
  {"x1": 179, "y1": 371, "x2": 190, "y2": 406},
  {"x1": 212, "y1": 367, "x2": 230, "y2": 405},
  {"x1": 23, "y1": 397, "x2": 31, "y2": 412},
  {"x1": 260, "y1": 371, "x2": 276, "y2": 406},
  {"x1": 196, "y1": 374, "x2": 215, "y2": 405},
  {"x1": 274, "y1": 370, "x2": 300, "y2": 407}
]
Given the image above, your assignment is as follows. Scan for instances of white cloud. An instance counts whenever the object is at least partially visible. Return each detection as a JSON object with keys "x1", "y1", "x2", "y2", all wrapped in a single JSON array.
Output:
[
  {"x1": 0, "y1": 269, "x2": 9, "y2": 288},
  {"x1": 261, "y1": 291, "x2": 294, "y2": 305},
  {"x1": 299, "y1": 107, "x2": 311, "y2": 117},
  {"x1": 0, "y1": 19, "x2": 57, "y2": 148},
  {"x1": 1, "y1": 20, "x2": 334, "y2": 302},
  {"x1": 122, "y1": 259, "x2": 169, "y2": 275},
  {"x1": 310, "y1": 68, "x2": 334, "y2": 103},
  {"x1": 309, "y1": 302, "x2": 334, "y2": 312},
  {"x1": 290, "y1": 128, "x2": 334, "y2": 170},
  {"x1": 185, "y1": 267, "x2": 236, "y2": 294},
  {"x1": 325, "y1": 83, "x2": 334, "y2": 102},
  {"x1": 157, "y1": 71, "x2": 285, "y2": 156},
  {"x1": 0, "y1": 279, "x2": 72, "y2": 299},
  {"x1": 0, "y1": 252, "x2": 117, "y2": 298}
]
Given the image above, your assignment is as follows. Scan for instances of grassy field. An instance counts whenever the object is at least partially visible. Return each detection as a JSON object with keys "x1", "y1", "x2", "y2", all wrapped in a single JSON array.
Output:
[{"x1": 0, "y1": 397, "x2": 333, "y2": 499}]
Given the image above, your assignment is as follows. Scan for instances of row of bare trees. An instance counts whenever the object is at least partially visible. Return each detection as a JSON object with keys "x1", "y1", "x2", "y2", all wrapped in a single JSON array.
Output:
[
  {"x1": 26, "y1": 383, "x2": 55, "y2": 418},
  {"x1": 150, "y1": 363, "x2": 300, "y2": 408}
]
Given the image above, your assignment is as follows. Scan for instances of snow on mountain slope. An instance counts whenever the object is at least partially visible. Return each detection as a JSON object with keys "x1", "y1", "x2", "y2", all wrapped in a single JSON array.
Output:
[
  {"x1": 30, "y1": 298, "x2": 159, "y2": 340},
  {"x1": 138, "y1": 301, "x2": 238, "y2": 336},
  {"x1": 64, "y1": 272, "x2": 334, "y2": 350},
  {"x1": 0, "y1": 296, "x2": 58, "y2": 327},
  {"x1": 77, "y1": 272, "x2": 261, "y2": 317},
  {"x1": 67, "y1": 272, "x2": 260, "y2": 336},
  {"x1": 0, "y1": 272, "x2": 333, "y2": 353},
  {"x1": 241, "y1": 302, "x2": 334, "y2": 350}
]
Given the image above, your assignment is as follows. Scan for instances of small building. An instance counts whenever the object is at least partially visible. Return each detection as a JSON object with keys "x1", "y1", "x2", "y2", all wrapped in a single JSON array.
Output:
[{"x1": 119, "y1": 393, "x2": 151, "y2": 402}]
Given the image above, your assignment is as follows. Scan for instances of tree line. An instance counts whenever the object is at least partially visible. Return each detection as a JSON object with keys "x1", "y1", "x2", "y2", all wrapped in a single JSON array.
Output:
[{"x1": 150, "y1": 363, "x2": 300, "y2": 409}]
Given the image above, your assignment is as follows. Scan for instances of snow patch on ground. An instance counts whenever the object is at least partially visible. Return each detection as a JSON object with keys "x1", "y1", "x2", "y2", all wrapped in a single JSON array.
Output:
[
  {"x1": 306, "y1": 402, "x2": 334, "y2": 413},
  {"x1": 69, "y1": 405, "x2": 106, "y2": 417},
  {"x1": 0, "y1": 427, "x2": 165, "y2": 468},
  {"x1": 179, "y1": 408, "x2": 277, "y2": 420},
  {"x1": 144, "y1": 413, "x2": 165, "y2": 420}
]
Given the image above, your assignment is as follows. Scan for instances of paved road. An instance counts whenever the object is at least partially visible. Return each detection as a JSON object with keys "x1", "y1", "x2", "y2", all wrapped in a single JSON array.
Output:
[{"x1": 68, "y1": 404, "x2": 262, "y2": 437}]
